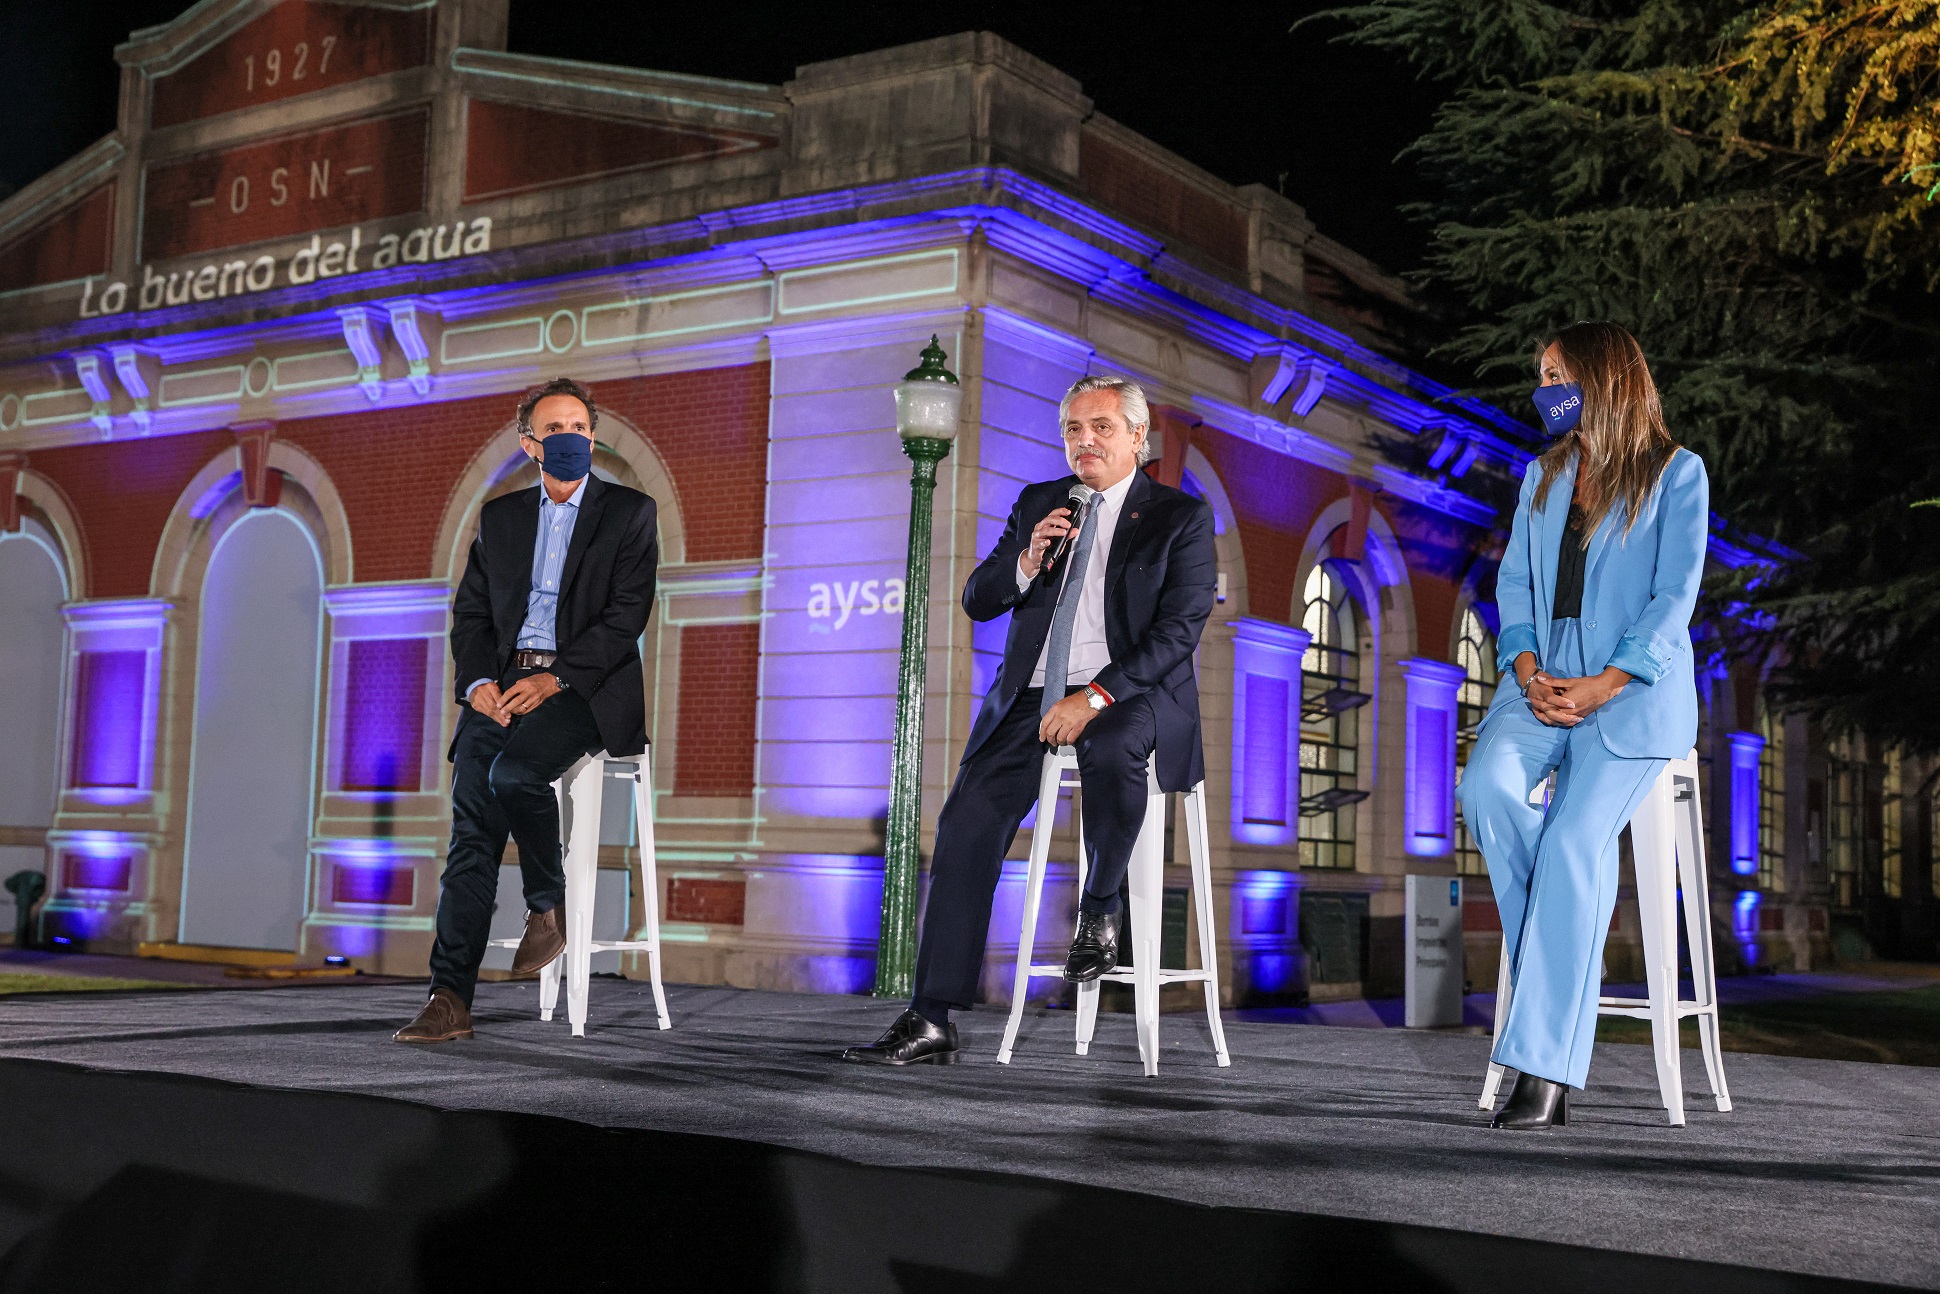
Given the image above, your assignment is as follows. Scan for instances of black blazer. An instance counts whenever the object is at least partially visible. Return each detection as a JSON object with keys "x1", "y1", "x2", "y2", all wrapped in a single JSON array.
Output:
[
  {"x1": 961, "y1": 471, "x2": 1217, "y2": 791},
  {"x1": 450, "y1": 475, "x2": 660, "y2": 758}
]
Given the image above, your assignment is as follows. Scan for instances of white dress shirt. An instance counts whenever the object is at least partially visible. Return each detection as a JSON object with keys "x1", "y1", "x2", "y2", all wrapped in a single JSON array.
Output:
[{"x1": 1019, "y1": 470, "x2": 1135, "y2": 690}]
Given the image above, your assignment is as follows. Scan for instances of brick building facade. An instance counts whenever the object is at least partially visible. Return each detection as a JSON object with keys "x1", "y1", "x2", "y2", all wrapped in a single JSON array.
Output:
[{"x1": 0, "y1": 0, "x2": 1930, "y2": 1002}]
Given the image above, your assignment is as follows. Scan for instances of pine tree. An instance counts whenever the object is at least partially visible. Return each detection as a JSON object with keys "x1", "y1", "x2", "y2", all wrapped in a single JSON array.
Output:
[{"x1": 1316, "y1": 0, "x2": 1940, "y2": 750}]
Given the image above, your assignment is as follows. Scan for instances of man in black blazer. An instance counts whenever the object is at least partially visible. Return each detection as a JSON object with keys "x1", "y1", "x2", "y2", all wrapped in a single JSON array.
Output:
[
  {"x1": 396, "y1": 377, "x2": 658, "y2": 1042},
  {"x1": 845, "y1": 375, "x2": 1217, "y2": 1065}
]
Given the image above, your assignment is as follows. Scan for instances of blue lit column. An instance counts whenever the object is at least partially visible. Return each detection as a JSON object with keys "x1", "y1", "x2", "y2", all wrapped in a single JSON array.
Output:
[
  {"x1": 42, "y1": 599, "x2": 173, "y2": 948},
  {"x1": 1397, "y1": 658, "x2": 1466, "y2": 858},
  {"x1": 1726, "y1": 729, "x2": 1766, "y2": 967}
]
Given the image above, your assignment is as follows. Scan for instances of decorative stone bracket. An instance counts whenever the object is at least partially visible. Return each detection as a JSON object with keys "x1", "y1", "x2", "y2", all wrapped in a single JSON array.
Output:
[
  {"x1": 0, "y1": 452, "x2": 25, "y2": 532},
  {"x1": 109, "y1": 345, "x2": 158, "y2": 435},
  {"x1": 232, "y1": 421, "x2": 282, "y2": 509},
  {"x1": 337, "y1": 307, "x2": 386, "y2": 402},
  {"x1": 1251, "y1": 345, "x2": 1338, "y2": 418}
]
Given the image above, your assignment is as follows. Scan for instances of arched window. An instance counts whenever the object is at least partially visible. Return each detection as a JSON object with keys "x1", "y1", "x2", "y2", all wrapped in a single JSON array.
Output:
[
  {"x1": 1453, "y1": 607, "x2": 1497, "y2": 877},
  {"x1": 1757, "y1": 703, "x2": 1786, "y2": 893},
  {"x1": 180, "y1": 509, "x2": 324, "y2": 951},
  {"x1": 1825, "y1": 734, "x2": 1863, "y2": 910},
  {"x1": 1299, "y1": 563, "x2": 1368, "y2": 869},
  {"x1": 1883, "y1": 746, "x2": 1904, "y2": 900},
  {"x1": 0, "y1": 524, "x2": 68, "y2": 934}
]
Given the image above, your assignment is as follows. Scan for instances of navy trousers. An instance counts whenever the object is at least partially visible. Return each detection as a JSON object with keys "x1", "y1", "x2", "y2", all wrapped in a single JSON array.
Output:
[
  {"x1": 912, "y1": 686, "x2": 1157, "y2": 1010},
  {"x1": 428, "y1": 670, "x2": 603, "y2": 1005}
]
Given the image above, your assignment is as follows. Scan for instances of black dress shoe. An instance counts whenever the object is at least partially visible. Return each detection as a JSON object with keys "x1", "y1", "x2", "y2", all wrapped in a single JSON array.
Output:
[
  {"x1": 1064, "y1": 909, "x2": 1120, "y2": 983},
  {"x1": 1490, "y1": 1071, "x2": 1570, "y2": 1129},
  {"x1": 842, "y1": 1009, "x2": 960, "y2": 1066}
]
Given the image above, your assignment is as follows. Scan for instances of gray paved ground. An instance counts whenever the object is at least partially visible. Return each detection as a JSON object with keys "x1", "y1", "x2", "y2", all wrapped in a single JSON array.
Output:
[{"x1": 1, "y1": 978, "x2": 1933, "y2": 1288}]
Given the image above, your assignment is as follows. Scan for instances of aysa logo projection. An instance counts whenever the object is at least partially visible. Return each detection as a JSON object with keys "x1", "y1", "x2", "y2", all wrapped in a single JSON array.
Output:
[{"x1": 806, "y1": 578, "x2": 906, "y2": 633}]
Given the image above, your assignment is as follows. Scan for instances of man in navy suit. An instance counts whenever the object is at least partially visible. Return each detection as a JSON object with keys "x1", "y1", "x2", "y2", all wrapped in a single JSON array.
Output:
[
  {"x1": 845, "y1": 375, "x2": 1218, "y2": 1065},
  {"x1": 396, "y1": 377, "x2": 659, "y2": 1043}
]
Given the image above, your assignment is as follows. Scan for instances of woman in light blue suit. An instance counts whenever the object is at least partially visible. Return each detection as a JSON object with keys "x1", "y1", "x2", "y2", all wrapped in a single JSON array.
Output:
[{"x1": 1457, "y1": 321, "x2": 1708, "y2": 1129}]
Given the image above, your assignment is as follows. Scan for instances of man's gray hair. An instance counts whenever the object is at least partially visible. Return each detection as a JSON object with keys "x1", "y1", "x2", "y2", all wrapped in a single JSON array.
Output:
[{"x1": 1059, "y1": 374, "x2": 1154, "y2": 465}]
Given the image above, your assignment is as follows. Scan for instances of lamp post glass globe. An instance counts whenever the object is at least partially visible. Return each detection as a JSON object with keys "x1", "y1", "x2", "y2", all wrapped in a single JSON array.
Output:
[{"x1": 894, "y1": 335, "x2": 961, "y2": 443}]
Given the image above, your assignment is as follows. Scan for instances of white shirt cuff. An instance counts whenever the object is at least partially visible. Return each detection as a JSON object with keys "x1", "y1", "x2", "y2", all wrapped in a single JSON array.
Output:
[{"x1": 1016, "y1": 556, "x2": 1033, "y2": 593}]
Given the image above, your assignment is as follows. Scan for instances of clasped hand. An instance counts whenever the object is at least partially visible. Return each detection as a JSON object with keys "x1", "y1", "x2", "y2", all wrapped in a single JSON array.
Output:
[
  {"x1": 469, "y1": 673, "x2": 561, "y2": 728},
  {"x1": 1514, "y1": 653, "x2": 1630, "y2": 728}
]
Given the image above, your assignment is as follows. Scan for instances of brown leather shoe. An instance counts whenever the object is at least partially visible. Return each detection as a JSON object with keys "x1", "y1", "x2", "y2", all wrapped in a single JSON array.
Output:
[
  {"x1": 393, "y1": 988, "x2": 473, "y2": 1043},
  {"x1": 509, "y1": 905, "x2": 566, "y2": 976}
]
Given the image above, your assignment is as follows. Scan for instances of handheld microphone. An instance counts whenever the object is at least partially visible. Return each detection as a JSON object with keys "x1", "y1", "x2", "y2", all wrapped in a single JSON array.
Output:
[{"x1": 1041, "y1": 485, "x2": 1093, "y2": 575}]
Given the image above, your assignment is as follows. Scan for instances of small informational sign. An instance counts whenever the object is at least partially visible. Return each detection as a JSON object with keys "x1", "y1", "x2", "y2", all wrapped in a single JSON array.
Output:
[{"x1": 1404, "y1": 875, "x2": 1464, "y2": 1028}]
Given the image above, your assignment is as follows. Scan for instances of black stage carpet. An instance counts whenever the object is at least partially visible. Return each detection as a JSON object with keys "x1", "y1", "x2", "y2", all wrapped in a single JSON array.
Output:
[{"x1": 0, "y1": 979, "x2": 1930, "y2": 1292}]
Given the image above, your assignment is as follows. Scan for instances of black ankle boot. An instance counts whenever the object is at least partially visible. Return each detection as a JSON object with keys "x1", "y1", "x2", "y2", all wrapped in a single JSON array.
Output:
[{"x1": 1490, "y1": 1072, "x2": 1569, "y2": 1129}]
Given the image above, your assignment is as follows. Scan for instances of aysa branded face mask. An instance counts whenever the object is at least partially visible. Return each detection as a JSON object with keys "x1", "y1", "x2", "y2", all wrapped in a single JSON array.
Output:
[
  {"x1": 1531, "y1": 382, "x2": 1584, "y2": 438},
  {"x1": 534, "y1": 432, "x2": 593, "y2": 481}
]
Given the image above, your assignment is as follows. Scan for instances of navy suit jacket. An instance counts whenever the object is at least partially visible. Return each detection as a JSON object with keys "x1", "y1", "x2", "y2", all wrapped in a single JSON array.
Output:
[
  {"x1": 960, "y1": 470, "x2": 1217, "y2": 791},
  {"x1": 449, "y1": 474, "x2": 660, "y2": 758}
]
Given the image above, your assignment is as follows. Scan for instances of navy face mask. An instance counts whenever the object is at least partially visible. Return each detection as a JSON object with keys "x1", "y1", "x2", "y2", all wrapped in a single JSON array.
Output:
[
  {"x1": 1531, "y1": 382, "x2": 1584, "y2": 438},
  {"x1": 533, "y1": 432, "x2": 593, "y2": 481}
]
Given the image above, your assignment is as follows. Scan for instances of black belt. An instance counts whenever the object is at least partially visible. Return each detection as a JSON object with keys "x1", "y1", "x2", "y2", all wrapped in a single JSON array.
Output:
[{"x1": 511, "y1": 650, "x2": 557, "y2": 670}]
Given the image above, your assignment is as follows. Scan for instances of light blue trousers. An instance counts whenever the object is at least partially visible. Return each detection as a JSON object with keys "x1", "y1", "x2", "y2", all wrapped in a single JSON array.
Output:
[{"x1": 1455, "y1": 621, "x2": 1665, "y2": 1089}]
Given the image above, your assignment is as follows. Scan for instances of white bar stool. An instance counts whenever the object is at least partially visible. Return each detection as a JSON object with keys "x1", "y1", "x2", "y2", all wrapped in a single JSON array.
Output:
[
  {"x1": 488, "y1": 748, "x2": 670, "y2": 1037},
  {"x1": 1478, "y1": 749, "x2": 1731, "y2": 1125},
  {"x1": 997, "y1": 745, "x2": 1231, "y2": 1076}
]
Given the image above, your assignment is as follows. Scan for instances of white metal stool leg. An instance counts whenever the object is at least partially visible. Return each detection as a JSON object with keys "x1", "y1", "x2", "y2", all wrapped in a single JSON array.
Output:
[
  {"x1": 1628, "y1": 769, "x2": 1686, "y2": 1123},
  {"x1": 1127, "y1": 762, "x2": 1165, "y2": 1077},
  {"x1": 1670, "y1": 757, "x2": 1731, "y2": 1111},
  {"x1": 1183, "y1": 781, "x2": 1230, "y2": 1066},
  {"x1": 563, "y1": 754, "x2": 604, "y2": 1039},
  {"x1": 538, "y1": 773, "x2": 571, "y2": 1021},
  {"x1": 1072, "y1": 784, "x2": 1100, "y2": 1056},
  {"x1": 1478, "y1": 936, "x2": 1513, "y2": 1109},
  {"x1": 628, "y1": 753, "x2": 671, "y2": 1031},
  {"x1": 998, "y1": 754, "x2": 1069, "y2": 1065}
]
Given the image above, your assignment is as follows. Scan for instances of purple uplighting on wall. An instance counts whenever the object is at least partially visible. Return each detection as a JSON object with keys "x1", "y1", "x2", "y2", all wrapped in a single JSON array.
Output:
[
  {"x1": 1229, "y1": 619, "x2": 1311, "y2": 848},
  {"x1": 69, "y1": 650, "x2": 146, "y2": 789},
  {"x1": 1727, "y1": 730, "x2": 1764, "y2": 877},
  {"x1": 60, "y1": 850, "x2": 132, "y2": 892},
  {"x1": 1399, "y1": 658, "x2": 1466, "y2": 857},
  {"x1": 1232, "y1": 869, "x2": 1300, "y2": 995},
  {"x1": 1241, "y1": 676, "x2": 1290, "y2": 826},
  {"x1": 340, "y1": 637, "x2": 428, "y2": 792},
  {"x1": 1733, "y1": 889, "x2": 1762, "y2": 967},
  {"x1": 331, "y1": 862, "x2": 416, "y2": 906}
]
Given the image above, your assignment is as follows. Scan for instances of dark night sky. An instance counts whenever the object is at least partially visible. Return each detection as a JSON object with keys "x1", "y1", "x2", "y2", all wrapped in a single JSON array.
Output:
[{"x1": 0, "y1": 1, "x2": 1445, "y2": 275}]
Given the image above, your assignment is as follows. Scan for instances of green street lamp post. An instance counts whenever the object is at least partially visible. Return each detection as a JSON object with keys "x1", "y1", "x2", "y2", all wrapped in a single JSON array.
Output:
[{"x1": 874, "y1": 335, "x2": 963, "y2": 999}]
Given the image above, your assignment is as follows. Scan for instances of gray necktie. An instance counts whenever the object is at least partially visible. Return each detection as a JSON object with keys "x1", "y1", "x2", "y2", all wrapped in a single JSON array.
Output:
[{"x1": 1041, "y1": 498, "x2": 1101, "y2": 718}]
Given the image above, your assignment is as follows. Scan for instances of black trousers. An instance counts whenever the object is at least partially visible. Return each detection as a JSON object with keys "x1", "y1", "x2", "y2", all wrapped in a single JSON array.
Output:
[
  {"x1": 911, "y1": 686, "x2": 1158, "y2": 1010},
  {"x1": 428, "y1": 669, "x2": 603, "y2": 1005}
]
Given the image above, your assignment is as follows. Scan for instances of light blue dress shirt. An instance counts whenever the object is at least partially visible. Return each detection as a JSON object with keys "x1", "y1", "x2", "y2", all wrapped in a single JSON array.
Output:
[
  {"x1": 464, "y1": 475, "x2": 587, "y2": 701},
  {"x1": 517, "y1": 474, "x2": 587, "y2": 650}
]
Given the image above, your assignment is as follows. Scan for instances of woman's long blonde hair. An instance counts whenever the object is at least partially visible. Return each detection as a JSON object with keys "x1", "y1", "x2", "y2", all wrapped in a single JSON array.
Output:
[{"x1": 1531, "y1": 321, "x2": 1679, "y2": 542}]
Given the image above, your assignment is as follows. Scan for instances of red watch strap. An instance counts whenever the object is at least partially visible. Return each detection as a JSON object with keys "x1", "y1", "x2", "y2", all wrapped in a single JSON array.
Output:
[{"x1": 1087, "y1": 682, "x2": 1114, "y2": 705}]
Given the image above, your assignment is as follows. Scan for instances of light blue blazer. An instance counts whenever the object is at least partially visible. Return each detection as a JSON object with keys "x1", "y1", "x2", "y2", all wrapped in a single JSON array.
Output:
[{"x1": 1485, "y1": 447, "x2": 1709, "y2": 759}]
